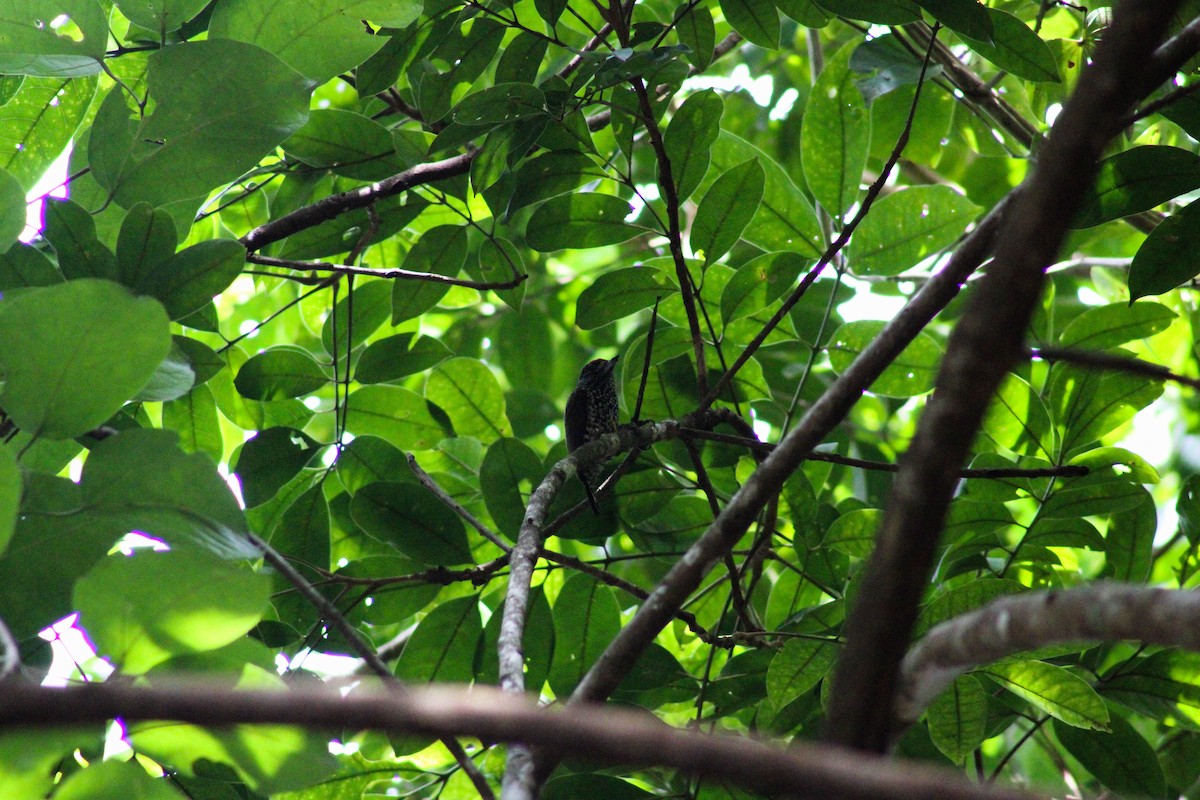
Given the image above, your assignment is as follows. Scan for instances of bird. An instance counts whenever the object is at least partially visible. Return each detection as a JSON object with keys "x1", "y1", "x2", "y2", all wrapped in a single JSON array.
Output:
[{"x1": 564, "y1": 356, "x2": 620, "y2": 514}]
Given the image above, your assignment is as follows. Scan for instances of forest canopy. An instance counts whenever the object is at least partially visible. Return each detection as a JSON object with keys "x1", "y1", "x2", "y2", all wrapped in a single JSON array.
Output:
[{"x1": 2, "y1": 1, "x2": 1200, "y2": 800}]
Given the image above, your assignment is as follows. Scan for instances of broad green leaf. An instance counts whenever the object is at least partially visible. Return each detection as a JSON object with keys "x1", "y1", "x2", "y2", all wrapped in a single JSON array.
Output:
[
  {"x1": 235, "y1": 347, "x2": 327, "y2": 400},
  {"x1": 913, "y1": 0, "x2": 992, "y2": 42},
  {"x1": 480, "y1": 437, "x2": 543, "y2": 539},
  {"x1": 1102, "y1": 650, "x2": 1200, "y2": 730},
  {"x1": 0, "y1": 0, "x2": 106, "y2": 77},
  {"x1": 392, "y1": 225, "x2": 468, "y2": 323},
  {"x1": 501, "y1": 150, "x2": 594, "y2": 220},
  {"x1": 802, "y1": 43, "x2": 869, "y2": 220},
  {"x1": 89, "y1": 40, "x2": 309, "y2": 208},
  {"x1": 335, "y1": 435, "x2": 409, "y2": 493},
  {"x1": 543, "y1": 774, "x2": 655, "y2": 800},
  {"x1": 983, "y1": 661, "x2": 1109, "y2": 730},
  {"x1": 0, "y1": 447, "x2": 17, "y2": 556},
  {"x1": 1040, "y1": 472, "x2": 1146, "y2": 520},
  {"x1": 981, "y1": 374, "x2": 1054, "y2": 459},
  {"x1": 0, "y1": 279, "x2": 170, "y2": 438},
  {"x1": 720, "y1": 250, "x2": 807, "y2": 324},
  {"x1": 575, "y1": 266, "x2": 671, "y2": 329},
  {"x1": 962, "y1": 8, "x2": 1058, "y2": 82},
  {"x1": 1076, "y1": 146, "x2": 1200, "y2": 228},
  {"x1": 134, "y1": 338, "x2": 197, "y2": 403},
  {"x1": 452, "y1": 82, "x2": 547, "y2": 127},
  {"x1": 495, "y1": 31, "x2": 548, "y2": 84},
  {"x1": 1022, "y1": 517, "x2": 1104, "y2": 551},
  {"x1": 0, "y1": 729, "x2": 99, "y2": 800},
  {"x1": 425, "y1": 357, "x2": 512, "y2": 444},
  {"x1": 496, "y1": 309, "x2": 554, "y2": 389},
  {"x1": 74, "y1": 549, "x2": 270, "y2": 673},
  {"x1": 1048, "y1": 364, "x2": 1162, "y2": 456},
  {"x1": 1103, "y1": 486, "x2": 1155, "y2": 582},
  {"x1": 283, "y1": 109, "x2": 416, "y2": 181},
  {"x1": 209, "y1": 0, "x2": 409, "y2": 83},
  {"x1": 775, "y1": 0, "x2": 828, "y2": 27},
  {"x1": 163, "y1": 385, "x2": 223, "y2": 462},
  {"x1": 0, "y1": 75, "x2": 96, "y2": 189},
  {"x1": 0, "y1": 168, "x2": 23, "y2": 251},
  {"x1": 233, "y1": 427, "x2": 322, "y2": 508},
  {"x1": 713, "y1": 131, "x2": 823, "y2": 256},
  {"x1": 54, "y1": 760, "x2": 186, "y2": 800},
  {"x1": 828, "y1": 320, "x2": 941, "y2": 397},
  {"x1": 915, "y1": 579, "x2": 1023, "y2": 637},
  {"x1": 351, "y1": 482, "x2": 473, "y2": 565},
  {"x1": 822, "y1": 508, "x2": 880, "y2": 558},
  {"x1": 394, "y1": 594, "x2": 482, "y2": 682},
  {"x1": 1053, "y1": 716, "x2": 1167, "y2": 800},
  {"x1": 356, "y1": 333, "x2": 452, "y2": 384},
  {"x1": 675, "y1": 4, "x2": 715, "y2": 69},
  {"x1": 846, "y1": 186, "x2": 980, "y2": 276},
  {"x1": 813, "y1": 0, "x2": 919, "y2": 24},
  {"x1": 719, "y1": 0, "x2": 780, "y2": 48},
  {"x1": 344, "y1": 386, "x2": 443, "y2": 449},
  {"x1": 0, "y1": 243, "x2": 63, "y2": 289},
  {"x1": 43, "y1": 198, "x2": 117, "y2": 280},
  {"x1": 1180, "y1": 474, "x2": 1200, "y2": 545},
  {"x1": 662, "y1": 89, "x2": 723, "y2": 202},
  {"x1": 765, "y1": 639, "x2": 837, "y2": 707},
  {"x1": 692, "y1": 158, "x2": 765, "y2": 265},
  {"x1": 136, "y1": 239, "x2": 246, "y2": 320},
  {"x1": 116, "y1": 202, "x2": 177, "y2": 287},
  {"x1": 549, "y1": 573, "x2": 621, "y2": 696},
  {"x1": 322, "y1": 278, "x2": 393, "y2": 355},
  {"x1": 526, "y1": 193, "x2": 643, "y2": 251},
  {"x1": 927, "y1": 675, "x2": 987, "y2": 764},
  {"x1": 1128, "y1": 199, "x2": 1200, "y2": 299},
  {"x1": 1058, "y1": 301, "x2": 1175, "y2": 349},
  {"x1": 114, "y1": 0, "x2": 210, "y2": 33}
]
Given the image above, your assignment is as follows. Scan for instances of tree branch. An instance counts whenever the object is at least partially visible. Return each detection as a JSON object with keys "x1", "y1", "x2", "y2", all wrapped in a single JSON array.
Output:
[
  {"x1": 895, "y1": 583, "x2": 1200, "y2": 728},
  {"x1": 247, "y1": 253, "x2": 527, "y2": 290},
  {"x1": 0, "y1": 681, "x2": 1040, "y2": 800},
  {"x1": 824, "y1": 1, "x2": 1186, "y2": 754}
]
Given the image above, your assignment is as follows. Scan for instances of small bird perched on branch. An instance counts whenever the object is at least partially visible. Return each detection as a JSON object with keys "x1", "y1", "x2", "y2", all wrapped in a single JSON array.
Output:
[{"x1": 564, "y1": 356, "x2": 619, "y2": 515}]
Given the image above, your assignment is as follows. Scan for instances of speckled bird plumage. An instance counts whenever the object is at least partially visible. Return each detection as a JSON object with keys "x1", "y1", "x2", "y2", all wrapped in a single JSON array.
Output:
[{"x1": 565, "y1": 356, "x2": 619, "y2": 513}]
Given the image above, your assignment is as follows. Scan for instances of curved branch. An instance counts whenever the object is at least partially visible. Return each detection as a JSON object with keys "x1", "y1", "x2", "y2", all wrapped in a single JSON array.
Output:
[
  {"x1": 0, "y1": 680, "x2": 1040, "y2": 800},
  {"x1": 247, "y1": 253, "x2": 528, "y2": 290},
  {"x1": 824, "y1": 1, "x2": 1186, "y2": 754},
  {"x1": 895, "y1": 583, "x2": 1200, "y2": 727}
]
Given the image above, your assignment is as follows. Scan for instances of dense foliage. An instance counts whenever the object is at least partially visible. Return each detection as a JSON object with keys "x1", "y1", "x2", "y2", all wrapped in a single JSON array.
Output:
[{"x1": 3, "y1": 0, "x2": 1200, "y2": 798}]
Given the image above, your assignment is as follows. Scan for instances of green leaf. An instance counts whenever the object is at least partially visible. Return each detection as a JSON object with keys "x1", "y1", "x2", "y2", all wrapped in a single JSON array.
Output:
[
  {"x1": 846, "y1": 186, "x2": 980, "y2": 276},
  {"x1": 344, "y1": 386, "x2": 444, "y2": 449},
  {"x1": 136, "y1": 239, "x2": 246, "y2": 321},
  {"x1": 0, "y1": 0, "x2": 106, "y2": 77},
  {"x1": 0, "y1": 168, "x2": 23, "y2": 251},
  {"x1": 0, "y1": 243, "x2": 63, "y2": 290},
  {"x1": 283, "y1": 109, "x2": 417, "y2": 181},
  {"x1": 1049, "y1": 364, "x2": 1162, "y2": 456},
  {"x1": 322, "y1": 278, "x2": 393, "y2": 355},
  {"x1": 43, "y1": 198, "x2": 117, "y2": 280},
  {"x1": 719, "y1": 0, "x2": 780, "y2": 48},
  {"x1": 209, "y1": 0, "x2": 410, "y2": 83},
  {"x1": 575, "y1": 266, "x2": 670, "y2": 329},
  {"x1": 89, "y1": 40, "x2": 309, "y2": 208},
  {"x1": 662, "y1": 89, "x2": 723, "y2": 202},
  {"x1": 692, "y1": 158, "x2": 765, "y2": 265},
  {"x1": 54, "y1": 760, "x2": 187, "y2": 800},
  {"x1": 1102, "y1": 650, "x2": 1200, "y2": 730},
  {"x1": 813, "y1": 0, "x2": 919, "y2": 24},
  {"x1": 1076, "y1": 146, "x2": 1200, "y2": 228},
  {"x1": 74, "y1": 549, "x2": 270, "y2": 673},
  {"x1": 822, "y1": 507, "x2": 880, "y2": 558},
  {"x1": 915, "y1": 579, "x2": 1024, "y2": 637},
  {"x1": 391, "y1": 225, "x2": 467, "y2": 323},
  {"x1": 913, "y1": 0, "x2": 992, "y2": 42},
  {"x1": 1103, "y1": 486, "x2": 1156, "y2": 582},
  {"x1": 1053, "y1": 716, "x2": 1167, "y2": 800},
  {"x1": 0, "y1": 447, "x2": 18, "y2": 556},
  {"x1": 116, "y1": 202, "x2": 178, "y2": 287},
  {"x1": 549, "y1": 573, "x2": 621, "y2": 696},
  {"x1": 713, "y1": 132, "x2": 824, "y2": 257},
  {"x1": 828, "y1": 320, "x2": 941, "y2": 397},
  {"x1": 356, "y1": 333, "x2": 452, "y2": 384},
  {"x1": 983, "y1": 661, "x2": 1110, "y2": 730},
  {"x1": 765, "y1": 638, "x2": 837, "y2": 707},
  {"x1": 501, "y1": 150, "x2": 594, "y2": 220},
  {"x1": 1041, "y1": 472, "x2": 1147, "y2": 520},
  {"x1": 1128, "y1": 198, "x2": 1200, "y2": 299},
  {"x1": 452, "y1": 82, "x2": 547, "y2": 127},
  {"x1": 0, "y1": 75, "x2": 96, "y2": 189},
  {"x1": 1058, "y1": 301, "x2": 1175, "y2": 349},
  {"x1": 351, "y1": 482, "x2": 473, "y2": 565},
  {"x1": 480, "y1": 437, "x2": 543, "y2": 539},
  {"x1": 544, "y1": 774, "x2": 656, "y2": 800},
  {"x1": 981, "y1": 374, "x2": 1054, "y2": 459},
  {"x1": 425, "y1": 357, "x2": 512, "y2": 444},
  {"x1": 802, "y1": 43, "x2": 869, "y2": 220},
  {"x1": 0, "y1": 278, "x2": 170, "y2": 438},
  {"x1": 526, "y1": 193, "x2": 643, "y2": 251},
  {"x1": 394, "y1": 595, "x2": 482, "y2": 682},
  {"x1": 163, "y1": 385, "x2": 223, "y2": 462},
  {"x1": 961, "y1": 9, "x2": 1057, "y2": 82},
  {"x1": 235, "y1": 347, "x2": 328, "y2": 400},
  {"x1": 335, "y1": 435, "x2": 409, "y2": 493},
  {"x1": 927, "y1": 675, "x2": 988, "y2": 764},
  {"x1": 675, "y1": 3, "x2": 715, "y2": 69},
  {"x1": 114, "y1": 0, "x2": 210, "y2": 33},
  {"x1": 720, "y1": 251, "x2": 807, "y2": 324},
  {"x1": 233, "y1": 427, "x2": 322, "y2": 508}
]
